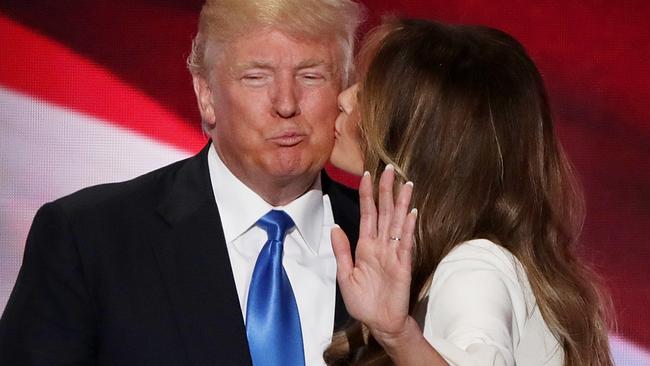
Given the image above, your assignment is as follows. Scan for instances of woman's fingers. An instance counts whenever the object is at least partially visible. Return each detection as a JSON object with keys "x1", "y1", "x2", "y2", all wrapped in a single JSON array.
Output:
[
  {"x1": 358, "y1": 166, "x2": 416, "y2": 266},
  {"x1": 377, "y1": 165, "x2": 396, "y2": 240},
  {"x1": 331, "y1": 225, "x2": 354, "y2": 281},
  {"x1": 358, "y1": 171, "x2": 377, "y2": 239},
  {"x1": 388, "y1": 181, "x2": 413, "y2": 243},
  {"x1": 397, "y1": 208, "x2": 417, "y2": 266}
]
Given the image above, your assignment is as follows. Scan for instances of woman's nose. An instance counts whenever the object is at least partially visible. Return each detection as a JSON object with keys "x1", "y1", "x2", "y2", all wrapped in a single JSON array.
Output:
[{"x1": 337, "y1": 84, "x2": 357, "y2": 114}]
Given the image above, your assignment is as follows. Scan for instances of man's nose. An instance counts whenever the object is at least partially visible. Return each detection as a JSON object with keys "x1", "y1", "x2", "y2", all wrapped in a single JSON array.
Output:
[{"x1": 272, "y1": 76, "x2": 301, "y2": 118}]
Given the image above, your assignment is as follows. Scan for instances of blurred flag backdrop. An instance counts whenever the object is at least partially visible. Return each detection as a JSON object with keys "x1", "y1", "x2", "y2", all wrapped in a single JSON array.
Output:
[{"x1": 1, "y1": 1, "x2": 648, "y2": 364}]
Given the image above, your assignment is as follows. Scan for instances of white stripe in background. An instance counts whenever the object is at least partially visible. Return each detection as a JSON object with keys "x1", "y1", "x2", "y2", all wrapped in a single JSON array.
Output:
[
  {"x1": 0, "y1": 86, "x2": 191, "y2": 310},
  {"x1": 611, "y1": 335, "x2": 650, "y2": 365}
]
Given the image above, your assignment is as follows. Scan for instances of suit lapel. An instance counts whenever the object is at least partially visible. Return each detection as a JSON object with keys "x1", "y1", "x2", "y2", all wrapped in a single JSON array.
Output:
[
  {"x1": 322, "y1": 172, "x2": 360, "y2": 330},
  {"x1": 152, "y1": 144, "x2": 252, "y2": 366}
]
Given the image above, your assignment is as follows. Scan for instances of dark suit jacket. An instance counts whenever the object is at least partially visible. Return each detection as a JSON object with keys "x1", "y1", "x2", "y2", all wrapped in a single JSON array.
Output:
[{"x1": 0, "y1": 144, "x2": 360, "y2": 365}]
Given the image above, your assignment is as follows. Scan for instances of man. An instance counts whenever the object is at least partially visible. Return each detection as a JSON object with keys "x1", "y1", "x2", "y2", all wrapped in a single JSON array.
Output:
[{"x1": 0, "y1": 0, "x2": 363, "y2": 364}]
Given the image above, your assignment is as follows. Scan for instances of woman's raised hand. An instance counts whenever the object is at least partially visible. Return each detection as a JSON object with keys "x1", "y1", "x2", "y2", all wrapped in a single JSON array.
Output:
[{"x1": 331, "y1": 165, "x2": 417, "y2": 340}]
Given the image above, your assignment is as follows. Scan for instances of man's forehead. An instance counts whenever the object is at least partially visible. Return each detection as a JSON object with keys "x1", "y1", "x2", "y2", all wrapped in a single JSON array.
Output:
[{"x1": 218, "y1": 28, "x2": 338, "y2": 61}]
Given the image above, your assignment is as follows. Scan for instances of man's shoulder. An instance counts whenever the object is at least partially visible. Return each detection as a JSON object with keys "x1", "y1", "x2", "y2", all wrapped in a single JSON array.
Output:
[{"x1": 52, "y1": 154, "x2": 197, "y2": 218}]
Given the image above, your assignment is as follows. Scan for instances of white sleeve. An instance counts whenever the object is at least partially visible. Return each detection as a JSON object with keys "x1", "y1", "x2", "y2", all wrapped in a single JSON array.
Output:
[{"x1": 422, "y1": 240, "x2": 529, "y2": 366}]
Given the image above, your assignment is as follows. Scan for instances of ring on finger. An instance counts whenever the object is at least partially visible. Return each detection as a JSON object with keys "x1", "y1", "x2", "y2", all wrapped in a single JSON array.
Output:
[{"x1": 389, "y1": 235, "x2": 401, "y2": 242}]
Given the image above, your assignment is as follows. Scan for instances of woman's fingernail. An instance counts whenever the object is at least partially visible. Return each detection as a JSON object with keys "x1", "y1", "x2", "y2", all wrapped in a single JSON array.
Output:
[
  {"x1": 385, "y1": 164, "x2": 394, "y2": 171},
  {"x1": 332, "y1": 224, "x2": 341, "y2": 229},
  {"x1": 405, "y1": 181, "x2": 413, "y2": 187},
  {"x1": 363, "y1": 171, "x2": 370, "y2": 176},
  {"x1": 411, "y1": 208, "x2": 418, "y2": 216}
]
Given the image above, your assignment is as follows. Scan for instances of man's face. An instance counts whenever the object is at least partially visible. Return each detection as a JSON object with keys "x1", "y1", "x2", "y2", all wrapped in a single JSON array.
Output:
[{"x1": 195, "y1": 29, "x2": 342, "y2": 195}]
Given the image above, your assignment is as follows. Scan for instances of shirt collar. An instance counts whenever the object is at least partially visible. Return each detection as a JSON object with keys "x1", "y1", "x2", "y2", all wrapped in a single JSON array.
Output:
[{"x1": 208, "y1": 143, "x2": 325, "y2": 254}]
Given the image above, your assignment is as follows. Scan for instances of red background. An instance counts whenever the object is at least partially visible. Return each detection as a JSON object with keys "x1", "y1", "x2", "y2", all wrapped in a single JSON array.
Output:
[{"x1": 1, "y1": 0, "x2": 648, "y2": 362}]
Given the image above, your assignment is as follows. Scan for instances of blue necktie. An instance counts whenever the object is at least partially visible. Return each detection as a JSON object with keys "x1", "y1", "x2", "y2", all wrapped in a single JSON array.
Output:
[{"x1": 246, "y1": 210, "x2": 305, "y2": 366}]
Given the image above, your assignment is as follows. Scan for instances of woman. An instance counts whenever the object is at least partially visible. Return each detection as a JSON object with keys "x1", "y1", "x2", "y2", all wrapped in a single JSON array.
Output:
[{"x1": 325, "y1": 19, "x2": 612, "y2": 365}]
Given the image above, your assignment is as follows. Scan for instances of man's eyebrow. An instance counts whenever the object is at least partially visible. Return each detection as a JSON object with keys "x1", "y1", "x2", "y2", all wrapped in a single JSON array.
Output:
[
  {"x1": 231, "y1": 61, "x2": 274, "y2": 73},
  {"x1": 296, "y1": 58, "x2": 331, "y2": 70},
  {"x1": 230, "y1": 59, "x2": 335, "y2": 74}
]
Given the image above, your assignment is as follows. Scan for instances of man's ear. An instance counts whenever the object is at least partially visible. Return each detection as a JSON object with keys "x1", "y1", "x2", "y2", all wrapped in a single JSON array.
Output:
[{"x1": 192, "y1": 75, "x2": 216, "y2": 129}]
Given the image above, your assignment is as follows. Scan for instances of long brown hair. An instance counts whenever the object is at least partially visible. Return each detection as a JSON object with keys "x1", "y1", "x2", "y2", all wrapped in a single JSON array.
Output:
[{"x1": 325, "y1": 19, "x2": 612, "y2": 365}]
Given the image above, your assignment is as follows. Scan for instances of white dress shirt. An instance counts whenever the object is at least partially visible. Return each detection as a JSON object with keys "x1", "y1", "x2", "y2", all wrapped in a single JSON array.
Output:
[
  {"x1": 421, "y1": 239, "x2": 563, "y2": 366},
  {"x1": 207, "y1": 145, "x2": 337, "y2": 366}
]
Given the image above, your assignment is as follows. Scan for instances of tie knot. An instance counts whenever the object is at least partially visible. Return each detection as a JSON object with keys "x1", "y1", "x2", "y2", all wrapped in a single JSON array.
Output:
[{"x1": 256, "y1": 210, "x2": 295, "y2": 242}]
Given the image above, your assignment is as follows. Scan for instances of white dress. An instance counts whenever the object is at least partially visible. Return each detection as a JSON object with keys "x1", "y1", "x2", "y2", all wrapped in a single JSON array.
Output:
[{"x1": 419, "y1": 239, "x2": 564, "y2": 366}]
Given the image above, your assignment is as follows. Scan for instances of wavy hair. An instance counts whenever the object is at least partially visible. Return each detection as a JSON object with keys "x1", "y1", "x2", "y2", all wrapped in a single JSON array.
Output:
[{"x1": 325, "y1": 19, "x2": 612, "y2": 366}]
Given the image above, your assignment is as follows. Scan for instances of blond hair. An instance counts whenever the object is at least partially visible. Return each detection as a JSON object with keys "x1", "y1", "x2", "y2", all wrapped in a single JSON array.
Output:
[{"x1": 187, "y1": 0, "x2": 364, "y2": 85}]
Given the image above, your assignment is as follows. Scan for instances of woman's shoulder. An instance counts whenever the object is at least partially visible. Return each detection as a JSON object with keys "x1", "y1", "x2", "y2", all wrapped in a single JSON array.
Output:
[
  {"x1": 430, "y1": 238, "x2": 536, "y2": 318},
  {"x1": 420, "y1": 239, "x2": 562, "y2": 365},
  {"x1": 428, "y1": 240, "x2": 564, "y2": 365},
  {"x1": 438, "y1": 239, "x2": 522, "y2": 279}
]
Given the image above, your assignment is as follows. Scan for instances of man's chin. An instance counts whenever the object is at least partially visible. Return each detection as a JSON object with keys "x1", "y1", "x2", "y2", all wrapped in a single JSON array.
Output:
[
  {"x1": 264, "y1": 158, "x2": 324, "y2": 182},
  {"x1": 267, "y1": 166, "x2": 320, "y2": 181}
]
